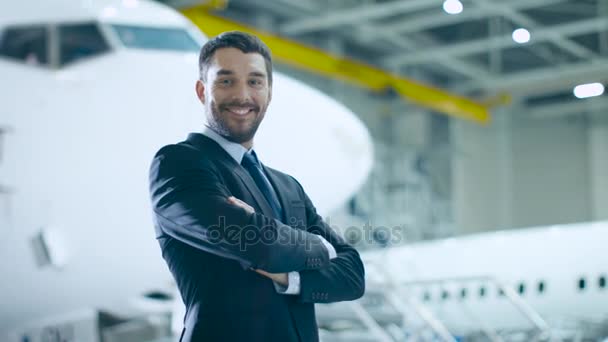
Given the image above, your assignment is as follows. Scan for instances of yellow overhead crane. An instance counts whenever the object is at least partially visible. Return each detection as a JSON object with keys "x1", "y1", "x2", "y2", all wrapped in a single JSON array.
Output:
[{"x1": 180, "y1": 1, "x2": 493, "y2": 124}]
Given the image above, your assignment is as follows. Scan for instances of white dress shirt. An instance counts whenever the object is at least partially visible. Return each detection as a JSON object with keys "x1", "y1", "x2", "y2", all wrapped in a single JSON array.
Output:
[{"x1": 200, "y1": 126, "x2": 337, "y2": 295}]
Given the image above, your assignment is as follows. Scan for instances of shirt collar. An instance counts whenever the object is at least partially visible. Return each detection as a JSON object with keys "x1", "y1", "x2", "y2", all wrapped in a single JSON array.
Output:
[{"x1": 201, "y1": 125, "x2": 254, "y2": 165}]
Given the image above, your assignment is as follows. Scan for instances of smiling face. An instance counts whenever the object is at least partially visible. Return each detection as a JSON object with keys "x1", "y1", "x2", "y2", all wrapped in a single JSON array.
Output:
[{"x1": 196, "y1": 47, "x2": 272, "y2": 149}]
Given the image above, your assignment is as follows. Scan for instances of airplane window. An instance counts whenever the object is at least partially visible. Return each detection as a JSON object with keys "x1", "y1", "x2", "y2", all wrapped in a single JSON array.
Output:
[
  {"x1": 441, "y1": 289, "x2": 449, "y2": 300},
  {"x1": 479, "y1": 286, "x2": 486, "y2": 298},
  {"x1": 0, "y1": 25, "x2": 48, "y2": 66},
  {"x1": 497, "y1": 288, "x2": 505, "y2": 297},
  {"x1": 578, "y1": 277, "x2": 586, "y2": 291},
  {"x1": 460, "y1": 288, "x2": 467, "y2": 299},
  {"x1": 111, "y1": 24, "x2": 200, "y2": 52},
  {"x1": 600, "y1": 275, "x2": 606, "y2": 289},
  {"x1": 422, "y1": 291, "x2": 431, "y2": 302},
  {"x1": 59, "y1": 23, "x2": 110, "y2": 66},
  {"x1": 517, "y1": 283, "x2": 525, "y2": 295},
  {"x1": 537, "y1": 281, "x2": 545, "y2": 294}
]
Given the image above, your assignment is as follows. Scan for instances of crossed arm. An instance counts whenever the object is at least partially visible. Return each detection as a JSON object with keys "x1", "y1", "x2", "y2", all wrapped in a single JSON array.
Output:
[
  {"x1": 291, "y1": 181, "x2": 365, "y2": 303},
  {"x1": 225, "y1": 196, "x2": 291, "y2": 284},
  {"x1": 149, "y1": 145, "x2": 365, "y2": 303},
  {"x1": 228, "y1": 194, "x2": 365, "y2": 303}
]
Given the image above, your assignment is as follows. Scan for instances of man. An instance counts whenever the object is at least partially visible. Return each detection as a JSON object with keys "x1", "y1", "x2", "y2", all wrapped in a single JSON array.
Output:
[{"x1": 149, "y1": 31, "x2": 365, "y2": 342}]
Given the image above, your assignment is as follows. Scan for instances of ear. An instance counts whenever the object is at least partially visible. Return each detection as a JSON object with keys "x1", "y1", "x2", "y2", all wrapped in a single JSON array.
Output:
[
  {"x1": 267, "y1": 86, "x2": 272, "y2": 104},
  {"x1": 195, "y1": 80, "x2": 205, "y2": 104}
]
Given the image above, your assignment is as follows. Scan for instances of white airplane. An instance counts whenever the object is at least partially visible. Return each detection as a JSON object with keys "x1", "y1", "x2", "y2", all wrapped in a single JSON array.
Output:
[
  {"x1": 0, "y1": 0, "x2": 373, "y2": 340},
  {"x1": 320, "y1": 221, "x2": 608, "y2": 341}
]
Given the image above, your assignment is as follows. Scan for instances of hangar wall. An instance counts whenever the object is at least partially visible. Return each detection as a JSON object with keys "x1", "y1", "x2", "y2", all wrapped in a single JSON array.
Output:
[{"x1": 281, "y1": 59, "x2": 607, "y2": 240}]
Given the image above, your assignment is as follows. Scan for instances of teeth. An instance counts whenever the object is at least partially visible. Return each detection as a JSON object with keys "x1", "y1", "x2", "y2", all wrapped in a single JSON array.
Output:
[{"x1": 226, "y1": 107, "x2": 252, "y2": 115}]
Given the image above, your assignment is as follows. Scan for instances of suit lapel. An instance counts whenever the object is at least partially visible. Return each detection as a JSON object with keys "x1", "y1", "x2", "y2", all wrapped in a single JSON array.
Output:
[
  {"x1": 186, "y1": 133, "x2": 277, "y2": 220},
  {"x1": 262, "y1": 165, "x2": 291, "y2": 224},
  {"x1": 232, "y1": 165, "x2": 277, "y2": 219}
]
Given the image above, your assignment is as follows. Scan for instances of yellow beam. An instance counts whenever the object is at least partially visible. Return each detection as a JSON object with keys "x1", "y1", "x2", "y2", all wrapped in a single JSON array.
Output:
[{"x1": 180, "y1": 5, "x2": 491, "y2": 124}]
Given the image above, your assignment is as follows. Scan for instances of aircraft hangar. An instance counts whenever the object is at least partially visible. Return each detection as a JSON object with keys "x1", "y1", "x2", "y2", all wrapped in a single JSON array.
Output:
[{"x1": 0, "y1": 0, "x2": 607, "y2": 341}]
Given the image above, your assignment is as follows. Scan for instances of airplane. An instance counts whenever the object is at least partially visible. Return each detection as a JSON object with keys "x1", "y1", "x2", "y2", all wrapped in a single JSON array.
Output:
[
  {"x1": 4, "y1": 0, "x2": 605, "y2": 341},
  {"x1": 318, "y1": 220, "x2": 608, "y2": 341},
  {"x1": 0, "y1": 0, "x2": 373, "y2": 340}
]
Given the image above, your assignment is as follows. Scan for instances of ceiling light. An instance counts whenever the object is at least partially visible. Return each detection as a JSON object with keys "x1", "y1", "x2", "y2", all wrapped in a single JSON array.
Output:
[
  {"x1": 443, "y1": 0, "x2": 463, "y2": 15},
  {"x1": 123, "y1": 0, "x2": 138, "y2": 8},
  {"x1": 512, "y1": 28, "x2": 530, "y2": 44},
  {"x1": 573, "y1": 82, "x2": 605, "y2": 99},
  {"x1": 101, "y1": 6, "x2": 118, "y2": 18}
]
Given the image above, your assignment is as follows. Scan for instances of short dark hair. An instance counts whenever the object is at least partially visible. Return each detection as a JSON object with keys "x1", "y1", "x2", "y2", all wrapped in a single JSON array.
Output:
[{"x1": 198, "y1": 31, "x2": 273, "y2": 86}]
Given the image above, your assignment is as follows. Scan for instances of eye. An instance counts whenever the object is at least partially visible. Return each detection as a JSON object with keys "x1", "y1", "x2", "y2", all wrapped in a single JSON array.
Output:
[
  {"x1": 249, "y1": 79, "x2": 262, "y2": 86},
  {"x1": 218, "y1": 78, "x2": 232, "y2": 86}
]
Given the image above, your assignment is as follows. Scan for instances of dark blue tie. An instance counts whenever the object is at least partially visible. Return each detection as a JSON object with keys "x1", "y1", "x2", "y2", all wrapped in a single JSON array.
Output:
[{"x1": 241, "y1": 151, "x2": 283, "y2": 220}]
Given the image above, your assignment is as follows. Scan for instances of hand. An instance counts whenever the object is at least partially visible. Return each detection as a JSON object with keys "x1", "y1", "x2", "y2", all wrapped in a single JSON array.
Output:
[
  {"x1": 227, "y1": 196, "x2": 255, "y2": 214},
  {"x1": 254, "y1": 269, "x2": 288, "y2": 286}
]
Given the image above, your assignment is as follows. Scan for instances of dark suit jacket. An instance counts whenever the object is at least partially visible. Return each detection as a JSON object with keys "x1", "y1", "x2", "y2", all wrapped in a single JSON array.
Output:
[{"x1": 148, "y1": 133, "x2": 365, "y2": 342}]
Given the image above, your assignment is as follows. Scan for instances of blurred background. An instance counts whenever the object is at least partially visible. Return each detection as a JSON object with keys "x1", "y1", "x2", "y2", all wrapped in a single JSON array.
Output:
[{"x1": 1, "y1": 0, "x2": 607, "y2": 341}]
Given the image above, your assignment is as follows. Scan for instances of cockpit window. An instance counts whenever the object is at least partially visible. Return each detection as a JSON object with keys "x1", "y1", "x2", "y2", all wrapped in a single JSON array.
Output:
[
  {"x1": 59, "y1": 23, "x2": 110, "y2": 66},
  {"x1": 111, "y1": 24, "x2": 199, "y2": 52},
  {"x1": 0, "y1": 22, "x2": 110, "y2": 68},
  {"x1": 0, "y1": 26, "x2": 48, "y2": 66}
]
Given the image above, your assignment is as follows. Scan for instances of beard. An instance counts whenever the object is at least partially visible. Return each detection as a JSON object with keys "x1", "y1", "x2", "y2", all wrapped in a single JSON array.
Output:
[{"x1": 207, "y1": 100, "x2": 266, "y2": 144}]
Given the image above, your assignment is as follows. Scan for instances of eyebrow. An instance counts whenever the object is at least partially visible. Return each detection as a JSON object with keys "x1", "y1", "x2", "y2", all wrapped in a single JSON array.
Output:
[
  {"x1": 215, "y1": 69, "x2": 266, "y2": 78},
  {"x1": 249, "y1": 71, "x2": 266, "y2": 78},
  {"x1": 216, "y1": 69, "x2": 234, "y2": 76}
]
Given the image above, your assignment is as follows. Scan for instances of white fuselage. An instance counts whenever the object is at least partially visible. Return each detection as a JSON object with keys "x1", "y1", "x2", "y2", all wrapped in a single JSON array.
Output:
[
  {"x1": 363, "y1": 221, "x2": 608, "y2": 335},
  {"x1": 0, "y1": 0, "x2": 373, "y2": 337}
]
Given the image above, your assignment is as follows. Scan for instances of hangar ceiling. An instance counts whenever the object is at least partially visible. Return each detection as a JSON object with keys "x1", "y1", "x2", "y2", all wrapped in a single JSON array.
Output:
[{"x1": 162, "y1": 0, "x2": 608, "y2": 119}]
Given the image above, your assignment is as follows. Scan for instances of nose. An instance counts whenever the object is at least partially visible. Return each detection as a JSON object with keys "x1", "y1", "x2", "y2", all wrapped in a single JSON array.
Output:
[{"x1": 230, "y1": 80, "x2": 254, "y2": 104}]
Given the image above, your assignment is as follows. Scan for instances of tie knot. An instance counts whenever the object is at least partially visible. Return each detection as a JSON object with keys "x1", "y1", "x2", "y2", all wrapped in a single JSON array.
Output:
[{"x1": 241, "y1": 151, "x2": 259, "y2": 168}]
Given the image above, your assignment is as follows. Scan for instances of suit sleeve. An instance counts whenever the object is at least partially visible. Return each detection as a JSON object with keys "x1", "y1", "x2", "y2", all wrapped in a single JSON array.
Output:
[
  {"x1": 149, "y1": 144, "x2": 330, "y2": 273},
  {"x1": 295, "y1": 182, "x2": 366, "y2": 303}
]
